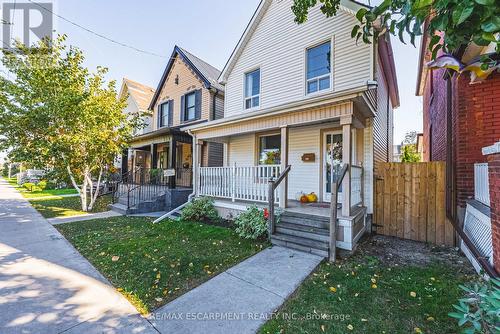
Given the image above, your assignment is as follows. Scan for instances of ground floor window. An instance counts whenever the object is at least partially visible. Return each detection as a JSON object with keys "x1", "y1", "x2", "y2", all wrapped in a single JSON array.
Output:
[{"x1": 258, "y1": 134, "x2": 281, "y2": 165}]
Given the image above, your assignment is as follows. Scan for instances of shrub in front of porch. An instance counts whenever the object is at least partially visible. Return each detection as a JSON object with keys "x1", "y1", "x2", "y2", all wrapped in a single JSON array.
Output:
[
  {"x1": 180, "y1": 196, "x2": 220, "y2": 224},
  {"x1": 234, "y1": 205, "x2": 268, "y2": 240}
]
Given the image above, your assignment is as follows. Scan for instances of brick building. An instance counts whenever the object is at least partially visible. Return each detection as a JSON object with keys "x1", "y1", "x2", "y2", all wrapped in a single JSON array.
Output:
[{"x1": 417, "y1": 35, "x2": 500, "y2": 274}]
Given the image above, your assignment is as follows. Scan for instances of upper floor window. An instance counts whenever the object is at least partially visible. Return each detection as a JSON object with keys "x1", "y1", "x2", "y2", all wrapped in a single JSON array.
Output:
[
  {"x1": 306, "y1": 41, "x2": 331, "y2": 94},
  {"x1": 159, "y1": 101, "x2": 170, "y2": 128},
  {"x1": 244, "y1": 69, "x2": 260, "y2": 109},
  {"x1": 184, "y1": 91, "x2": 196, "y2": 121}
]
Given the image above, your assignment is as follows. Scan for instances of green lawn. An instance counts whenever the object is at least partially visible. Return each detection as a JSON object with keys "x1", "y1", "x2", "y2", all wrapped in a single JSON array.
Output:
[
  {"x1": 56, "y1": 216, "x2": 268, "y2": 314},
  {"x1": 30, "y1": 195, "x2": 112, "y2": 218},
  {"x1": 259, "y1": 250, "x2": 475, "y2": 334},
  {"x1": 5, "y1": 177, "x2": 78, "y2": 198}
]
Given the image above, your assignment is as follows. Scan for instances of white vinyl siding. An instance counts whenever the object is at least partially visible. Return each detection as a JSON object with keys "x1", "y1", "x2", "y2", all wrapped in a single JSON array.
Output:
[
  {"x1": 227, "y1": 134, "x2": 255, "y2": 166},
  {"x1": 287, "y1": 125, "x2": 322, "y2": 199},
  {"x1": 223, "y1": 0, "x2": 372, "y2": 117},
  {"x1": 373, "y1": 59, "x2": 393, "y2": 166}
]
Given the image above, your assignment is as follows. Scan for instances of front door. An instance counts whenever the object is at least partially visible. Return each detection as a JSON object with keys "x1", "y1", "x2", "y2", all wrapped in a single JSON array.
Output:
[{"x1": 323, "y1": 131, "x2": 343, "y2": 202}]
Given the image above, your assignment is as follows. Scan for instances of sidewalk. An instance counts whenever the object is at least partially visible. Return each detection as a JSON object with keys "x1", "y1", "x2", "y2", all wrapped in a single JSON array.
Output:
[
  {"x1": 150, "y1": 246, "x2": 323, "y2": 333},
  {"x1": 0, "y1": 178, "x2": 158, "y2": 334},
  {"x1": 47, "y1": 210, "x2": 122, "y2": 225}
]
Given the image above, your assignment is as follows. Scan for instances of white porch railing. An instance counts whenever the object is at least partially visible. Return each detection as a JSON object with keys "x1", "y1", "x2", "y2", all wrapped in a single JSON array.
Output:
[
  {"x1": 199, "y1": 165, "x2": 281, "y2": 203},
  {"x1": 474, "y1": 163, "x2": 490, "y2": 206},
  {"x1": 351, "y1": 165, "x2": 363, "y2": 207}
]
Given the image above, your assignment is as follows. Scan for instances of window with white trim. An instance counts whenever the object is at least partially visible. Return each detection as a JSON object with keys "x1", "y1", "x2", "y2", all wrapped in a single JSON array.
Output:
[
  {"x1": 184, "y1": 91, "x2": 196, "y2": 121},
  {"x1": 244, "y1": 69, "x2": 260, "y2": 109},
  {"x1": 258, "y1": 134, "x2": 281, "y2": 165},
  {"x1": 306, "y1": 41, "x2": 331, "y2": 94},
  {"x1": 159, "y1": 101, "x2": 169, "y2": 128}
]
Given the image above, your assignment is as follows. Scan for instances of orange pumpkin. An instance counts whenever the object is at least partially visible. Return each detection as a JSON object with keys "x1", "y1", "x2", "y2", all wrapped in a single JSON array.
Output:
[{"x1": 300, "y1": 194, "x2": 309, "y2": 203}]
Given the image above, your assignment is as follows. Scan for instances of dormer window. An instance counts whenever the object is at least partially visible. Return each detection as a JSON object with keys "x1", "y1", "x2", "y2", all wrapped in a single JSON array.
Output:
[
  {"x1": 244, "y1": 68, "x2": 260, "y2": 109},
  {"x1": 306, "y1": 41, "x2": 331, "y2": 94}
]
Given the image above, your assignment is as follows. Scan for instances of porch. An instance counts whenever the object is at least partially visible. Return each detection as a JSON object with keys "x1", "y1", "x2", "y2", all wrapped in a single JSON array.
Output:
[{"x1": 124, "y1": 128, "x2": 194, "y2": 189}]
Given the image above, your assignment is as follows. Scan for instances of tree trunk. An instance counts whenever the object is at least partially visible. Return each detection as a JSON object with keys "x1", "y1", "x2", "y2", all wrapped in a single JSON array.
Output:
[
  {"x1": 67, "y1": 164, "x2": 88, "y2": 211},
  {"x1": 87, "y1": 167, "x2": 102, "y2": 211}
]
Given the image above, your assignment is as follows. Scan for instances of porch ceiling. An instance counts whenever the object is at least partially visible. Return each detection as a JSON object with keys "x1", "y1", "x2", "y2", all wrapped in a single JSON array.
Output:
[{"x1": 193, "y1": 101, "x2": 353, "y2": 140}]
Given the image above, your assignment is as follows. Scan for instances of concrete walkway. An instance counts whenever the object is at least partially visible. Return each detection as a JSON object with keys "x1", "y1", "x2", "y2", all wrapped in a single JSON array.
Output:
[
  {"x1": 150, "y1": 246, "x2": 323, "y2": 333},
  {"x1": 47, "y1": 210, "x2": 122, "y2": 225},
  {"x1": 0, "y1": 178, "x2": 158, "y2": 334}
]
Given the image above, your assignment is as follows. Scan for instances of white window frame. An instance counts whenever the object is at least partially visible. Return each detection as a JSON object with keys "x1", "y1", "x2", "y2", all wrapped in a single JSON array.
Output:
[
  {"x1": 305, "y1": 39, "x2": 333, "y2": 96},
  {"x1": 256, "y1": 132, "x2": 281, "y2": 165},
  {"x1": 244, "y1": 68, "x2": 261, "y2": 110},
  {"x1": 159, "y1": 101, "x2": 169, "y2": 128},
  {"x1": 184, "y1": 91, "x2": 196, "y2": 121}
]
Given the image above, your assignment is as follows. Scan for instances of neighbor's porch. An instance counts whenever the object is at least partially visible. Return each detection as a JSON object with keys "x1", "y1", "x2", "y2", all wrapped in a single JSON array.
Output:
[{"x1": 124, "y1": 128, "x2": 193, "y2": 188}]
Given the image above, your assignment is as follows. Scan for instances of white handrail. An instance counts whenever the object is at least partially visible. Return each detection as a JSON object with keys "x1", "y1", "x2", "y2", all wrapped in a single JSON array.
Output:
[{"x1": 199, "y1": 165, "x2": 281, "y2": 203}]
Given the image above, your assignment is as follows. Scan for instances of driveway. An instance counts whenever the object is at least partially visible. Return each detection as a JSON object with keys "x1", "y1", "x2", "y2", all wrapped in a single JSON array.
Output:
[{"x1": 0, "y1": 178, "x2": 158, "y2": 333}]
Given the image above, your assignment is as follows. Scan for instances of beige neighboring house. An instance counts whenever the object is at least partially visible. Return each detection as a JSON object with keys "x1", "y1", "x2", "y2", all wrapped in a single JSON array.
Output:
[
  {"x1": 111, "y1": 46, "x2": 225, "y2": 215},
  {"x1": 115, "y1": 78, "x2": 155, "y2": 172},
  {"x1": 184, "y1": 0, "x2": 399, "y2": 255}
]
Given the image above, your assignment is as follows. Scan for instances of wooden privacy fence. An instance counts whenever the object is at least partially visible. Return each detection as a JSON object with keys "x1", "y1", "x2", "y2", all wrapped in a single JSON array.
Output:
[{"x1": 374, "y1": 162, "x2": 455, "y2": 246}]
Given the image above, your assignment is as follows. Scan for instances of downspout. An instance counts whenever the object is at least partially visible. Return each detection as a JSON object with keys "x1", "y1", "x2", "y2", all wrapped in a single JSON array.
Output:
[
  {"x1": 153, "y1": 129, "x2": 197, "y2": 223},
  {"x1": 212, "y1": 88, "x2": 219, "y2": 121}
]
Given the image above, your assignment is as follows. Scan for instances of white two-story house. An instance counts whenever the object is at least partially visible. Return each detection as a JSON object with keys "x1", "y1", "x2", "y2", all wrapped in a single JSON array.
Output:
[{"x1": 184, "y1": 0, "x2": 399, "y2": 256}]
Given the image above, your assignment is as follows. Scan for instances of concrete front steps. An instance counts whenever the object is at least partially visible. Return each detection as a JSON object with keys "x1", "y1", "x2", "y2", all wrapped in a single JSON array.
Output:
[{"x1": 271, "y1": 211, "x2": 330, "y2": 258}]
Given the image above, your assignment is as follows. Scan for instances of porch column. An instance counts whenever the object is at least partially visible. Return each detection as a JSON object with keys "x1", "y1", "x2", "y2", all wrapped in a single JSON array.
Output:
[
  {"x1": 223, "y1": 142, "x2": 229, "y2": 167},
  {"x1": 192, "y1": 136, "x2": 203, "y2": 196},
  {"x1": 151, "y1": 144, "x2": 158, "y2": 169},
  {"x1": 279, "y1": 126, "x2": 289, "y2": 208},
  {"x1": 341, "y1": 118, "x2": 352, "y2": 216},
  {"x1": 168, "y1": 139, "x2": 177, "y2": 188}
]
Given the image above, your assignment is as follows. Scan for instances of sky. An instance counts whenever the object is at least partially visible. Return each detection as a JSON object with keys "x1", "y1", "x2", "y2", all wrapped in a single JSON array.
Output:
[{"x1": 0, "y1": 0, "x2": 422, "y2": 162}]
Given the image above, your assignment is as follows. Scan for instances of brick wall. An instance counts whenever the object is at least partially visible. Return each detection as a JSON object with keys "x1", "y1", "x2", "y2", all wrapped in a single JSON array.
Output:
[
  {"x1": 423, "y1": 72, "x2": 500, "y2": 209},
  {"x1": 485, "y1": 148, "x2": 500, "y2": 272},
  {"x1": 455, "y1": 74, "x2": 500, "y2": 207},
  {"x1": 422, "y1": 68, "x2": 449, "y2": 161}
]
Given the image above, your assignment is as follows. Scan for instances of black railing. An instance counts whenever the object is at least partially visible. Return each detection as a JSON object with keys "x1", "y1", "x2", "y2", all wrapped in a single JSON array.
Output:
[
  {"x1": 175, "y1": 168, "x2": 193, "y2": 188},
  {"x1": 112, "y1": 167, "x2": 193, "y2": 210}
]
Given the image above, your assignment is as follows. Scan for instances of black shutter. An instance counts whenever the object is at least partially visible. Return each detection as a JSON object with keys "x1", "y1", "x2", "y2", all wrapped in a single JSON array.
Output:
[
  {"x1": 168, "y1": 100, "x2": 173, "y2": 126},
  {"x1": 180, "y1": 95, "x2": 185, "y2": 123},
  {"x1": 195, "y1": 89, "x2": 202, "y2": 120}
]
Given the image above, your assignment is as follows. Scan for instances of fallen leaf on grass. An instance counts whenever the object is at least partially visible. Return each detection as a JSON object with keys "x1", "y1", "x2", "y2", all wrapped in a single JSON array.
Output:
[
  {"x1": 111, "y1": 256, "x2": 120, "y2": 262},
  {"x1": 410, "y1": 291, "x2": 417, "y2": 298},
  {"x1": 414, "y1": 327, "x2": 422, "y2": 333},
  {"x1": 329, "y1": 287, "x2": 337, "y2": 293},
  {"x1": 371, "y1": 284, "x2": 377, "y2": 289},
  {"x1": 347, "y1": 324, "x2": 354, "y2": 330}
]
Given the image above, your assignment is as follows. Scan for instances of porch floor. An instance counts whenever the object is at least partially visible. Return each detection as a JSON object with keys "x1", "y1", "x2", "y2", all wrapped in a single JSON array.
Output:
[{"x1": 212, "y1": 198, "x2": 364, "y2": 219}]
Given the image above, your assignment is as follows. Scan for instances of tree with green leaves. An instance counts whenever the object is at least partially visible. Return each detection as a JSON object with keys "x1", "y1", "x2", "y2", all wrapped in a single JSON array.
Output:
[
  {"x1": 401, "y1": 144, "x2": 421, "y2": 162},
  {"x1": 292, "y1": 0, "x2": 499, "y2": 63},
  {"x1": 0, "y1": 35, "x2": 138, "y2": 211}
]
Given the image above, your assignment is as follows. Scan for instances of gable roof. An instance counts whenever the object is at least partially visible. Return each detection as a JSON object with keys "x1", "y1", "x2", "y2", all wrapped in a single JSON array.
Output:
[
  {"x1": 149, "y1": 46, "x2": 223, "y2": 110},
  {"x1": 218, "y1": 0, "x2": 371, "y2": 84},
  {"x1": 120, "y1": 78, "x2": 155, "y2": 111}
]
